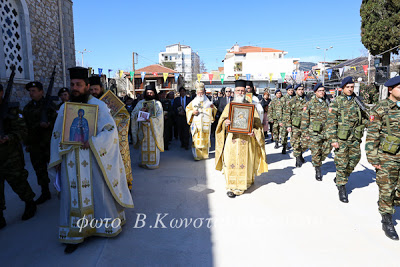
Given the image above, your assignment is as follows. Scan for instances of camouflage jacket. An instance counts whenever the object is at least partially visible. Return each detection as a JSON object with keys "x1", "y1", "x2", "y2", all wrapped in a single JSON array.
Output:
[
  {"x1": 326, "y1": 94, "x2": 369, "y2": 143},
  {"x1": 269, "y1": 97, "x2": 284, "y2": 122},
  {"x1": 0, "y1": 106, "x2": 27, "y2": 158},
  {"x1": 301, "y1": 96, "x2": 329, "y2": 138},
  {"x1": 23, "y1": 98, "x2": 57, "y2": 147},
  {"x1": 365, "y1": 98, "x2": 400, "y2": 164},
  {"x1": 284, "y1": 95, "x2": 307, "y2": 128}
]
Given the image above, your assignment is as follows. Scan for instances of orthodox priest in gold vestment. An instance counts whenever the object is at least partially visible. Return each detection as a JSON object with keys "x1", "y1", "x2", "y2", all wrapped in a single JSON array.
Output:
[
  {"x1": 215, "y1": 79, "x2": 268, "y2": 198},
  {"x1": 186, "y1": 82, "x2": 217, "y2": 160},
  {"x1": 131, "y1": 84, "x2": 164, "y2": 169},
  {"x1": 89, "y1": 75, "x2": 133, "y2": 190},
  {"x1": 49, "y1": 67, "x2": 134, "y2": 254}
]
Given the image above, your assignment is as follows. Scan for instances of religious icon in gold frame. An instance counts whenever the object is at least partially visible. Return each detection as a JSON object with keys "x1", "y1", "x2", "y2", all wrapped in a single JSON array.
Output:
[
  {"x1": 99, "y1": 90, "x2": 125, "y2": 117},
  {"x1": 61, "y1": 102, "x2": 98, "y2": 145},
  {"x1": 227, "y1": 102, "x2": 255, "y2": 134},
  {"x1": 142, "y1": 100, "x2": 156, "y2": 118},
  {"x1": 245, "y1": 93, "x2": 253, "y2": 103}
]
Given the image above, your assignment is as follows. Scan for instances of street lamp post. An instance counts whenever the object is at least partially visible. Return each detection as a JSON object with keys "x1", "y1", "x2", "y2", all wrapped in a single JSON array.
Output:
[
  {"x1": 76, "y1": 49, "x2": 92, "y2": 67},
  {"x1": 316, "y1": 46, "x2": 333, "y2": 86}
]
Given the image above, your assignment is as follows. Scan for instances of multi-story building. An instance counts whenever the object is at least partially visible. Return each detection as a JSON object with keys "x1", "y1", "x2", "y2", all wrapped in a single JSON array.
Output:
[
  {"x1": 223, "y1": 43, "x2": 299, "y2": 92},
  {"x1": 159, "y1": 43, "x2": 200, "y2": 89}
]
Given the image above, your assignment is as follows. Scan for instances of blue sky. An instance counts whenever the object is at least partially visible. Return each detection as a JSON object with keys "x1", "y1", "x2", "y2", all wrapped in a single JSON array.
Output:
[{"x1": 73, "y1": 0, "x2": 365, "y2": 76}]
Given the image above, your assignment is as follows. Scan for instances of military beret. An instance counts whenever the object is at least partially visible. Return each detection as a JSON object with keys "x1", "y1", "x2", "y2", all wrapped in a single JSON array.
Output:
[
  {"x1": 313, "y1": 83, "x2": 323, "y2": 92},
  {"x1": 25, "y1": 81, "x2": 43, "y2": 91},
  {"x1": 69, "y1": 67, "x2": 89, "y2": 80},
  {"x1": 286, "y1": 84, "x2": 293, "y2": 90},
  {"x1": 235, "y1": 79, "x2": 246, "y2": 88},
  {"x1": 88, "y1": 75, "x2": 101, "y2": 86},
  {"x1": 58, "y1": 87, "x2": 69, "y2": 96},
  {"x1": 384, "y1": 76, "x2": 400, "y2": 88},
  {"x1": 246, "y1": 81, "x2": 254, "y2": 88},
  {"x1": 294, "y1": 84, "x2": 304, "y2": 90},
  {"x1": 340, "y1": 76, "x2": 354, "y2": 88},
  {"x1": 275, "y1": 89, "x2": 281, "y2": 95}
]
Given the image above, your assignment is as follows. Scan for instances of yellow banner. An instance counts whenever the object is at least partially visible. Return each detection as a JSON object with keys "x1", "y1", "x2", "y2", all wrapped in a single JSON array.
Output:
[
  {"x1": 163, "y1": 73, "x2": 168, "y2": 83},
  {"x1": 351, "y1": 66, "x2": 357, "y2": 71},
  {"x1": 235, "y1": 74, "x2": 240, "y2": 80},
  {"x1": 119, "y1": 70, "x2": 124, "y2": 78},
  {"x1": 316, "y1": 70, "x2": 320, "y2": 76},
  {"x1": 269, "y1": 73, "x2": 273, "y2": 81},
  {"x1": 197, "y1": 74, "x2": 202, "y2": 81}
]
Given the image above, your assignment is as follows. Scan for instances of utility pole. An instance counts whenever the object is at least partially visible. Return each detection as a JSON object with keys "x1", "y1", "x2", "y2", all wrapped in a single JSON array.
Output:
[
  {"x1": 76, "y1": 49, "x2": 91, "y2": 67},
  {"x1": 316, "y1": 46, "x2": 333, "y2": 86}
]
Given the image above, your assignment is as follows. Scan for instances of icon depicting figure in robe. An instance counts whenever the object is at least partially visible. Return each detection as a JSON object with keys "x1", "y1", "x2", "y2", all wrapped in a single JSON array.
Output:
[{"x1": 69, "y1": 109, "x2": 89, "y2": 142}]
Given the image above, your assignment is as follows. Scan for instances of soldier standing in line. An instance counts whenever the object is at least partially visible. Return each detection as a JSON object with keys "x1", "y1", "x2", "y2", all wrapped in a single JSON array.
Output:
[
  {"x1": 301, "y1": 83, "x2": 331, "y2": 180},
  {"x1": 23, "y1": 82, "x2": 57, "y2": 204},
  {"x1": 365, "y1": 76, "x2": 400, "y2": 240},
  {"x1": 279, "y1": 85, "x2": 295, "y2": 154},
  {"x1": 270, "y1": 89, "x2": 283, "y2": 149},
  {"x1": 285, "y1": 84, "x2": 308, "y2": 167},
  {"x1": 326, "y1": 77, "x2": 369, "y2": 203},
  {"x1": 160, "y1": 90, "x2": 173, "y2": 150},
  {"x1": 0, "y1": 84, "x2": 36, "y2": 229}
]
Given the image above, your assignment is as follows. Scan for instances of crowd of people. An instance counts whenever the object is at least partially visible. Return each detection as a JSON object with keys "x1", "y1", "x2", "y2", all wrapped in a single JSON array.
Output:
[{"x1": 1, "y1": 66, "x2": 400, "y2": 254}]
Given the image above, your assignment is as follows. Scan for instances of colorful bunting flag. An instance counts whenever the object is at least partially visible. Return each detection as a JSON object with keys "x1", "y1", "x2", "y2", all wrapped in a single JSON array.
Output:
[
  {"x1": 152, "y1": 72, "x2": 158, "y2": 76},
  {"x1": 292, "y1": 71, "x2": 297, "y2": 80},
  {"x1": 88, "y1": 67, "x2": 92, "y2": 76},
  {"x1": 163, "y1": 73, "x2": 168, "y2": 83},
  {"x1": 174, "y1": 73, "x2": 180, "y2": 83},
  {"x1": 351, "y1": 66, "x2": 357, "y2": 71},
  {"x1": 220, "y1": 74, "x2": 225, "y2": 84},
  {"x1": 119, "y1": 70, "x2": 124, "y2": 78},
  {"x1": 130, "y1": 71, "x2": 134, "y2": 81},
  {"x1": 344, "y1": 66, "x2": 350, "y2": 72},
  {"x1": 235, "y1": 74, "x2": 240, "y2": 80},
  {"x1": 327, "y1": 69, "x2": 333, "y2": 80},
  {"x1": 141, "y1": 72, "x2": 146, "y2": 82},
  {"x1": 304, "y1": 71, "x2": 309, "y2": 81},
  {"x1": 316, "y1": 70, "x2": 321, "y2": 76},
  {"x1": 362, "y1": 65, "x2": 368, "y2": 76},
  {"x1": 208, "y1": 74, "x2": 214, "y2": 84},
  {"x1": 280, "y1": 72, "x2": 285, "y2": 81},
  {"x1": 98, "y1": 68, "x2": 103, "y2": 76},
  {"x1": 246, "y1": 74, "x2": 251, "y2": 80},
  {"x1": 197, "y1": 74, "x2": 202, "y2": 81},
  {"x1": 269, "y1": 73, "x2": 273, "y2": 82}
]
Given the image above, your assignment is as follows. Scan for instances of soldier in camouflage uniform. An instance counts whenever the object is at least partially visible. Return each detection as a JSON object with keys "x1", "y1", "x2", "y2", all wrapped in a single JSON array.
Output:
[
  {"x1": 23, "y1": 82, "x2": 57, "y2": 205},
  {"x1": 270, "y1": 90, "x2": 283, "y2": 149},
  {"x1": 285, "y1": 84, "x2": 308, "y2": 167},
  {"x1": 326, "y1": 77, "x2": 369, "y2": 203},
  {"x1": 301, "y1": 83, "x2": 331, "y2": 181},
  {"x1": 280, "y1": 85, "x2": 295, "y2": 154},
  {"x1": 0, "y1": 84, "x2": 36, "y2": 229},
  {"x1": 365, "y1": 76, "x2": 400, "y2": 240},
  {"x1": 360, "y1": 83, "x2": 380, "y2": 105},
  {"x1": 160, "y1": 91, "x2": 173, "y2": 150}
]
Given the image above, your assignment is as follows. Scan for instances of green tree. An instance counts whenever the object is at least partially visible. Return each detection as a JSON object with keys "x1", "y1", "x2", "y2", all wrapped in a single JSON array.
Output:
[
  {"x1": 161, "y1": 62, "x2": 176, "y2": 70},
  {"x1": 360, "y1": 0, "x2": 400, "y2": 66}
]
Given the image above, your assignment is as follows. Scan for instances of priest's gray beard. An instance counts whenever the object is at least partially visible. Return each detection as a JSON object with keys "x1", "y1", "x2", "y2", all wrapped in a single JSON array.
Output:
[
  {"x1": 233, "y1": 94, "x2": 245, "y2": 103},
  {"x1": 192, "y1": 95, "x2": 211, "y2": 107}
]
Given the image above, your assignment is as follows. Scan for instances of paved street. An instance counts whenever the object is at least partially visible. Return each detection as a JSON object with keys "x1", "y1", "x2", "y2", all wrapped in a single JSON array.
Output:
[{"x1": 1, "y1": 136, "x2": 400, "y2": 266}]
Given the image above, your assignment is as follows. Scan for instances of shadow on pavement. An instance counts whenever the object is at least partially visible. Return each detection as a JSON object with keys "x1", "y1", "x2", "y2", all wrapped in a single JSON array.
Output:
[
  {"x1": 346, "y1": 164, "x2": 376, "y2": 194},
  {"x1": 246, "y1": 166, "x2": 295, "y2": 194}
]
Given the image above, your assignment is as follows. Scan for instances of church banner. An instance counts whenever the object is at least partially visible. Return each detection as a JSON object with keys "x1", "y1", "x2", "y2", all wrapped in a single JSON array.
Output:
[
  {"x1": 327, "y1": 69, "x2": 333, "y2": 80},
  {"x1": 141, "y1": 72, "x2": 146, "y2": 82},
  {"x1": 269, "y1": 73, "x2": 273, "y2": 81},
  {"x1": 152, "y1": 72, "x2": 158, "y2": 76},
  {"x1": 235, "y1": 74, "x2": 240, "y2": 80},
  {"x1": 98, "y1": 68, "x2": 103, "y2": 76},
  {"x1": 197, "y1": 74, "x2": 202, "y2": 81},
  {"x1": 362, "y1": 65, "x2": 368, "y2": 75},
  {"x1": 280, "y1": 72, "x2": 285, "y2": 81},
  {"x1": 339, "y1": 68, "x2": 344, "y2": 77},
  {"x1": 246, "y1": 74, "x2": 251, "y2": 80},
  {"x1": 119, "y1": 70, "x2": 124, "y2": 78},
  {"x1": 174, "y1": 73, "x2": 180, "y2": 83},
  {"x1": 163, "y1": 73, "x2": 168, "y2": 83},
  {"x1": 130, "y1": 71, "x2": 134, "y2": 81}
]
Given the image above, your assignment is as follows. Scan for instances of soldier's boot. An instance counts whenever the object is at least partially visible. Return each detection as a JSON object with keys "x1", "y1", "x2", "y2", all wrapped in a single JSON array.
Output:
[
  {"x1": 21, "y1": 200, "x2": 36, "y2": 221},
  {"x1": 300, "y1": 154, "x2": 305, "y2": 163},
  {"x1": 35, "y1": 185, "x2": 51, "y2": 205},
  {"x1": 295, "y1": 156, "x2": 303, "y2": 168},
  {"x1": 315, "y1": 167, "x2": 322, "y2": 181},
  {"x1": 0, "y1": 211, "x2": 6, "y2": 229},
  {"x1": 381, "y1": 213, "x2": 399, "y2": 241},
  {"x1": 274, "y1": 141, "x2": 279, "y2": 149},
  {"x1": 337, "y1": 185, "x2": 349, "y2": 203},
  {"x1": 281, "y1": 144, "x2": 287, "y2": 154}
]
